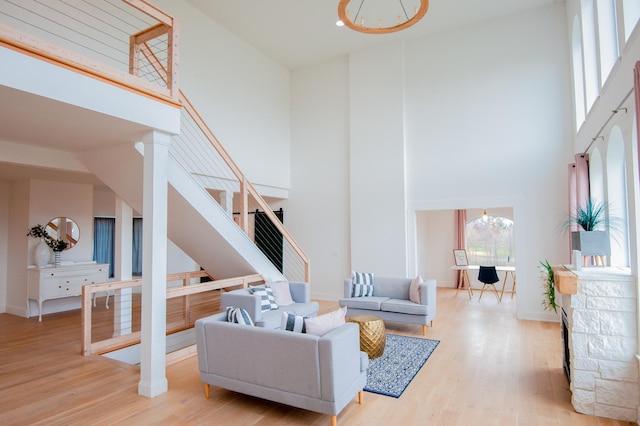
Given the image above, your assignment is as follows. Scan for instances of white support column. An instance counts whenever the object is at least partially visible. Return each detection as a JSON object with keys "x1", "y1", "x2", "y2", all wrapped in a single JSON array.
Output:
[
  {"x1": 220, "y1": 190, "x2": 233, "y2": 217},
  {"x1": 113, "y1": 196, "x2": 133, "y2": 337},
  {"x1": 138, "y1": 131, "x2": 170, "y2": 398},
  {"x1": 114, "y1": 196, "x2": 133, "y2": 281}
]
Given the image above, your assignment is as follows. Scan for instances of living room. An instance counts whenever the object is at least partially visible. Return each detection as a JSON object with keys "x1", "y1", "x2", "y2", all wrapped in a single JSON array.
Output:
[{"x1": 0, "y1": 0, "x2": 639, "y2": 423}]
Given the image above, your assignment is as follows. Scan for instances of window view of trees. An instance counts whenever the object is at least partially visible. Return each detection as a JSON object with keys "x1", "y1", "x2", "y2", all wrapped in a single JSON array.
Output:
[{"x1": 466, "y1": 216, "x2": 515, "y2": 266}]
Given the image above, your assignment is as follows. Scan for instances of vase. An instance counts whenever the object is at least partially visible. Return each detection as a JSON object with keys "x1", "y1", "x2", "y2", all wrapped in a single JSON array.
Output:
[
  {"x1": 33, "y1": 238, "x2": 51, "y2": 267},
  {"x1": 54, "y1": 251, "x2": 61, "y2": 267}
]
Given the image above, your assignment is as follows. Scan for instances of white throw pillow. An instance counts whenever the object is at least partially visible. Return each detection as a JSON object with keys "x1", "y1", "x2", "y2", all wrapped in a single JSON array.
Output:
[
  {"x1": 267, "y1": 281, "x2": 295, "y2": 306},
  {"x1": 226, "y1": 306, "x2": 254, "y2": 326},
  {"x1": 409, "y1": 275, "x2": 423, "y2": 304},
  {"x1": 304, "y1": 306, "x2": 347, "y2": 337},
  {"x1": 281, "y1": 311, "x2": 306, "y2": 333},
  {"x1": 249, "y1": 285, "x2": 279, "y2": 312}
]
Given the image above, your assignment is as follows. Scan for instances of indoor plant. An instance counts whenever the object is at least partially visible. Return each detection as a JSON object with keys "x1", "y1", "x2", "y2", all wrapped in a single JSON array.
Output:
[
  {"x1": 538, "y1": 259, "x2": 558, "y2": 313},
  {"x1": 561, "y1": 200, "x2": 617, "y2": 259},
  {"x1": 27, "y1": 224, "x2": 68, "y2": 266}
]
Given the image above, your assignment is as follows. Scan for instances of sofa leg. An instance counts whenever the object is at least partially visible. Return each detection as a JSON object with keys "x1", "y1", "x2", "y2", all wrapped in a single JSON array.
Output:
[
  {"x1": 331, "y1": 415, "x2": 337, "y2": 426},
  {"x1": 358, "y1": 389, "x2": 363, "y2": 404},
  {"x1": 422, "y1": 325, "x2": 427, "y2": 336},
  {"x1": 204, "y1": 383, "x2": 210, "y2": 399}
]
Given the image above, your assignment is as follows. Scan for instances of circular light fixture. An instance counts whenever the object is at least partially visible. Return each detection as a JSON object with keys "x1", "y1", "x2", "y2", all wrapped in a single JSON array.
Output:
[{"x1": 337, "y1": 0, "x2": 429, "y2": 34}]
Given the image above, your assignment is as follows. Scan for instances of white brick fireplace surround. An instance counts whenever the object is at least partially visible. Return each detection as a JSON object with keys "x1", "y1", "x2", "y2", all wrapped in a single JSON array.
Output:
[{"x1": 560, "y1": 267, "x2": 639, "y2": 423}]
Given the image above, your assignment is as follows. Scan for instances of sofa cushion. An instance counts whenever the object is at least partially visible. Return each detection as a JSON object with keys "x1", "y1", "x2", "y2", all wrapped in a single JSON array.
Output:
[
  {"x1": 380, "y1": 298, "x2": 428, "y2": 316},
  {"x1": 409, "y1": 275, "x2": 423, "y2": 304},
  {"x1": 250, "y1": 286, "x2": 279, "y2": 311},
  {"x1": 352, "y1": 283, "x2": 374, "y2": 297},
  {"x1": 352, "y1": 271, "x2": 374, "y2": 284},
  {"x1": 339, "y1": 296, "x2": 388, "y2": 311},
  {"x1": 305, "y1": 306, "x2": 347, "y2": 336},
  {"x1": 281, "y1": 311, "x2": 306, "y2": 333},
  {"x1": 268, "y1": 281, "x2": 295, "y2": 306},
  {"x1": 226, "y1": 306, "x2": 254, "y2": 326},
  {"x1": 257, "y1": 302, "x2": 320, "y2": 328},
  {"x1": 372, "y1": 277, "x2": 412, "y2": 299}
]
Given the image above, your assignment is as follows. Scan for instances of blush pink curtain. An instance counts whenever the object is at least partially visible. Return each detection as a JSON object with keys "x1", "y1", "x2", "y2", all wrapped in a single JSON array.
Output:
[
  {"x1": 455, "y1": 209, "x2": 466, "y2": 288},
  {"x1": 568, "y1": 154, "x2": 589, "y2": 253},
  {"x1": 575, "y1": 153, "x2": 590, "y2": 212}
]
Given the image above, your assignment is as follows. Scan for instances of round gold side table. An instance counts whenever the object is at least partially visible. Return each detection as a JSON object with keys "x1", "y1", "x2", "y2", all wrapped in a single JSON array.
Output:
[{"x1": 348, "y1": 315, "x2": 386, "y2": 358}]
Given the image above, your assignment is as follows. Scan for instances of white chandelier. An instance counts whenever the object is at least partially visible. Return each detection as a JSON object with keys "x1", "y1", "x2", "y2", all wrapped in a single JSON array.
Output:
[{"x1": 337, "y1": 0, "x2": 430, "y2": 34}]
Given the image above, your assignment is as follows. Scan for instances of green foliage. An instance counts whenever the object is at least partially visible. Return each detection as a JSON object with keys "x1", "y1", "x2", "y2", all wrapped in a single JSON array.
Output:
[
  {"x1": 27, "y1": 224, "x2": 68, "y2": 252},
  {"x1": 561, "y1": 200, "x2": 609, "y2": 232},
  {"x1": 539, "y1": 260, "x2": 558, "y2": 313}
]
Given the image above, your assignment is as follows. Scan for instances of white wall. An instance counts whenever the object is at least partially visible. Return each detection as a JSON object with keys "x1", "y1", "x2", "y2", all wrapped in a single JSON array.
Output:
[
  {"x1": 288, "y1": 4, "x2": 572, "y2": 322},
  {"x1": 5, "y1": 179, "x2": 94, "y2": 316},
  {"x1": 349, "y1": 42, "x2": 409, "y2": 276},
  {"x1": 284, "y1": 57, "x2": 351, "y2": 299},
  {"x1": 416, "y1": 209, "x2": 456, "y2": 287},
  {"x1": 152, "y1": 0, "x2": 292, "y2": 192}
]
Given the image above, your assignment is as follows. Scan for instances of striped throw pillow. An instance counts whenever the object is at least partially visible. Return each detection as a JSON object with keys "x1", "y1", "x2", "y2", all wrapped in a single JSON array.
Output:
[
  {"x1": 281, "y1": 311, "x2": 306, "y2": 333},
  {"x1": 352, "y1": 271, "x2": 374, "y2": 297},
  {"x1": 226, "y1": 306, "x2": 254, "y2": 326},
  {"x1": 249, "y1": 285, "x2": 279, "y2": 311}
]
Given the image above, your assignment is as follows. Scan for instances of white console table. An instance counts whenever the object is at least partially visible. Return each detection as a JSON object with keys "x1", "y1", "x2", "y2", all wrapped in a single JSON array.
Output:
[{"x1": 27, "y1": 263, "x2": 109, "y2": 321}]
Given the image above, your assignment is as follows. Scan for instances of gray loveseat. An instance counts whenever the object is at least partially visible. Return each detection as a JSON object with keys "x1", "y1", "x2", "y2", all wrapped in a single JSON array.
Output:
[
  {"x1": 221, "y1": 281, "x2": 319, "y2": 328},
  {"x1": 195, "y1": 312, "x2": 368, "y2": 425},
  {"x1": 339, "y1": 276, "x2": 437, "y2": 336}
]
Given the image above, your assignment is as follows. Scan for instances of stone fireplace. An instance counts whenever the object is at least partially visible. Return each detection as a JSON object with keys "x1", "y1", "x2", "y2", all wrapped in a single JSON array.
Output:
[{"x1": 559, "y1": 266, "x2": 639, "y2": 422}]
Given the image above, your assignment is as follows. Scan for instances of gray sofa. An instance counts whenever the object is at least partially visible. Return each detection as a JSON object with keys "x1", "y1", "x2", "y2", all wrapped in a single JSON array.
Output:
[
  {"x1": 339, "y1": 276, "x2": 437, "y2": 336},
  {"x1": 195, "y1": 312, "x2": 368, "y2": 425},
  {"x1": 220, "y1": 281, "x2": 319, "y2": 328}
]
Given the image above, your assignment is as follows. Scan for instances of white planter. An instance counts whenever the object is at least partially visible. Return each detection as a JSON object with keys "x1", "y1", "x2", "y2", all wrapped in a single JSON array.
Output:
[
  {"x1": 33, "y1": 238, "x2": 51, "y2": 267},
  {"x1": 571, "y1": 231, "x2": 611, "y2": 256}
]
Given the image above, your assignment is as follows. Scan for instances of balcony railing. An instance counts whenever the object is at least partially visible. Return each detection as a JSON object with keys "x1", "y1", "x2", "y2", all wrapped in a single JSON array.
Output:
[
  {"x1": 0, "y1": 0, "x2": 310, "y2": 282},
  {"x1": 81, "y1": 271, "x2": 265, "y2": 359}
]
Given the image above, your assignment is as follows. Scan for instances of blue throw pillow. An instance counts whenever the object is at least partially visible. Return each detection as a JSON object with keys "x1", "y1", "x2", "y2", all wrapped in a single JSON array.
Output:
[
  {"x1": 281, "y1": 311, "x2": 307, "y2": 333},
  {"x1": 352, "y1": 271, "x2": 375, "y2": 297},
  {"x1": 249, "y1": 285, "x2": 279, "y2": 311},
  {"x1": 226, "y1": 306, "x2": 254, "y2": 326}
]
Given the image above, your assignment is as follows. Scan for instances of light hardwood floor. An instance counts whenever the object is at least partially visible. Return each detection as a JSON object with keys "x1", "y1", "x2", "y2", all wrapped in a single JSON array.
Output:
[{"x1": 0, "y1": 288, "x2": 634, "y2": 425}]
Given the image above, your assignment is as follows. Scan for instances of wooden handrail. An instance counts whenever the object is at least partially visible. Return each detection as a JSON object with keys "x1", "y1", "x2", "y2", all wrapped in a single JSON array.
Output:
[
  {"x1": 0, "y1": 0, "x2": 180, "y2": 103},
  {"x1": 81, "y1": 272, "x2": 264, "y2": 356},
  {"x1": 179, "y1": 90, "x2": 310, "y2": 280}
]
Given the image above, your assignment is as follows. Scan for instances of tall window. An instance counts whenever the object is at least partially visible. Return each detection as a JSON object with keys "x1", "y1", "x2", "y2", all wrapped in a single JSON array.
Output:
[
  {"x1": 572, "y1": 16, "x2": 586, "y2": 128},
  {"x1": 606, "y1": 128, "x2": 629, "y2": 267},
  {"x1": 466, "y1": 216, "x2": 515, "y2": 266},
  {"x1": 622, "y1": 0, "x2": 640, "y2": 41},
  {"x1": 581, "y1": 0, "x2": 600, "y2": 111},
  {"x1": 596, "y1": 0, "x2": 619, "y2": 84}
]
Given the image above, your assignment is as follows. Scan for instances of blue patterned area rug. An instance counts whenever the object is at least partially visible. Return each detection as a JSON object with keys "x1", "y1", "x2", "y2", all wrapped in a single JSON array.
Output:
[{"x1": 364, "y1": 334, "x2": 439, "y2": 398}]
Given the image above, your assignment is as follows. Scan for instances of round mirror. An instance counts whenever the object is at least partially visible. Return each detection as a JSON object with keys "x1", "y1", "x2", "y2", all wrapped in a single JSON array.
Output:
[{"x1": 45, "y1": 217, "x2": 80, "y2": 251}]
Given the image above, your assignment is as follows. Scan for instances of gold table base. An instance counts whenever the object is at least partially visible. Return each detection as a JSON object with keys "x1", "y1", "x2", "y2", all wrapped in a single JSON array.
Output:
[{"x1": 348, "y1": 315, "x2": 386, "y2": 358}]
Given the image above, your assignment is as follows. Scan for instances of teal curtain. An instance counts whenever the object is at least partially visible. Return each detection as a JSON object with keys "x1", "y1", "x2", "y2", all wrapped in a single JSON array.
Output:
[
  {"x1": 132, "y1": 218, "x2": 143, "y2": 276},
  {"x1": 93, "y1": 217, "x2": 114, "y2": 278}
]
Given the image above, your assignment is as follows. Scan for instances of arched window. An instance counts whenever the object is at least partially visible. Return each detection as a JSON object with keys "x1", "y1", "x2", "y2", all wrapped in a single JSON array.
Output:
[
  {"x1": 572, "y1": 15, "x2": 586, "y2": 129},
  {"x1": 581, "y1": 0, "x2": 600, "y2": 111},
  {"x1": 466, "y1": 216, "x2": 515, "y2": 266},
  {"x1": 589, "y1": 148, "x2": 605, "y2": 203},
  {"x1": 622, "y1": 0, "x2": 640, "y2": 41},
  {"x1": 606, "y1": 128, "x2": 629, "y2": 266}
]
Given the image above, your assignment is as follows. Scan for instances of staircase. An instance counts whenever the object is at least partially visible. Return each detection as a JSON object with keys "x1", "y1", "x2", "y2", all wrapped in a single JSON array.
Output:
[{"x1": 0, "y1": 0, "x2": 309, "y2": 283}]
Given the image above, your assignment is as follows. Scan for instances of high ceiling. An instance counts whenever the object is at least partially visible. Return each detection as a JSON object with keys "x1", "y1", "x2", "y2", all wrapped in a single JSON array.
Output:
[{"x1": 186, "y1": 0, "x2": 565, "y2": 70}]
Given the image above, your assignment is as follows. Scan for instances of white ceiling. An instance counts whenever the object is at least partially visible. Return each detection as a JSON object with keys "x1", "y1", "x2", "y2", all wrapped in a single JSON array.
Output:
[{"x1": 186, "y1": 0, "x2": 565, "y2": 70}]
